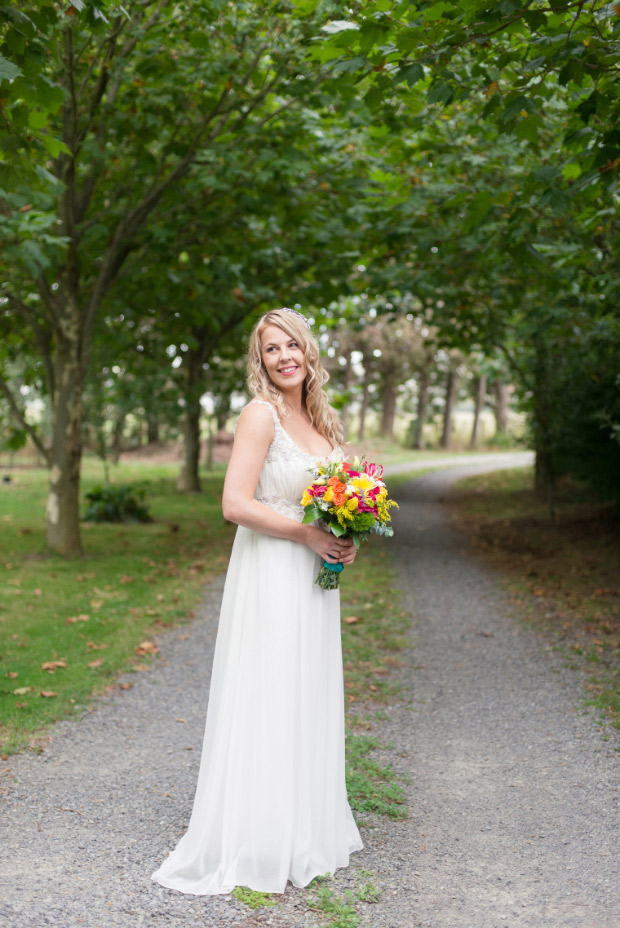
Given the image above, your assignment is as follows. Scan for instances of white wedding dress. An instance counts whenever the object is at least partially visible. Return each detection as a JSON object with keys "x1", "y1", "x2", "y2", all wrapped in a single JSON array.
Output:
[{"x1": 151, "y1": 400, "x2": 363, "y2": 895}]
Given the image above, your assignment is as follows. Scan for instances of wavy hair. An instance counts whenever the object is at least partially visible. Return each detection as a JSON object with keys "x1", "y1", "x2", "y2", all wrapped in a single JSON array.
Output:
[{"x1": 246, "y1": 309, "x2": 343, "y2": 446}]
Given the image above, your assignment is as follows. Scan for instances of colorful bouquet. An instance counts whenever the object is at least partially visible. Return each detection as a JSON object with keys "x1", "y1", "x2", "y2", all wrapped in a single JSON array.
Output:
[{"x1": 300, "y1": 456, "x2": 398, "y2": 590}]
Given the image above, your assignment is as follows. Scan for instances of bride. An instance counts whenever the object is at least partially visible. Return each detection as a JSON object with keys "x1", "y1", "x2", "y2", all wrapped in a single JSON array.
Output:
[{"x1": 151, "y1": 307, "x2": 363, "y2": 895}]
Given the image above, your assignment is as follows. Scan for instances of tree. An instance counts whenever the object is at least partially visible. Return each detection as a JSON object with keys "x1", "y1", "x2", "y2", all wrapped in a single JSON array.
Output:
[{"x1": 0, "y1": 0, "x2": 362, "y2": 552}]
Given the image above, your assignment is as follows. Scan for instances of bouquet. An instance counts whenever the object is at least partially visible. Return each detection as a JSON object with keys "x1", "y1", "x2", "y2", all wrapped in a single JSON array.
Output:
[{"x1": 300, "y1": 456, "x2": 398, "y2": 590}]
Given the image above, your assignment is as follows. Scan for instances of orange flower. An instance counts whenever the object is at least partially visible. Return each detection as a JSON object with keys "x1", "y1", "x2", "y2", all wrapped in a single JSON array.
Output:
[{"x1": 328, "y1": 476, "x2": 346, "y2": 492}]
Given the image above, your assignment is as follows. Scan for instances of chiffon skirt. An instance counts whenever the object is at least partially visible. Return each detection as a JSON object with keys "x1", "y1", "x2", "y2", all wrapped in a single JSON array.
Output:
[{"x1": 151, "y1": 526, "x2": 363, "y2": 895}]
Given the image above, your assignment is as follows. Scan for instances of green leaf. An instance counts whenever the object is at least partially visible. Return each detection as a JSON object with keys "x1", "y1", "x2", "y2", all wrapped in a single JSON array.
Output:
[
  {"x1": 501, "y1": 95, "x2": 534, "y2": 122},
  {"x1": 329, "y1": 522, "x2": 346, "y2": 537},
  {"x1": 424, "y1": 1, "x2": 453, "y2": 21},
  {"x1": 39, "y1": 134, "x2": 70, "y2": 158},
  {"x1": 0, "y1": 54, "x2": 21, "y2": 83},
  {"x1": 427, "y1": 82, "x2": 453, "y2": 105},
  {"x1": 397, "y1": 63, "x2": 424, "y2": 87},
  {"x1": 321, "y1": 21, "x2": 359, "y2": 34},
  {"x1": 561, "y1": 163, "x2": 582, "y2": 181}
]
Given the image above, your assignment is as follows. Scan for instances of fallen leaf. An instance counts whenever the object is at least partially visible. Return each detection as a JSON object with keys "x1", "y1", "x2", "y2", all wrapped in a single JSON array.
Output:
[
  {"x1": 177, "y1": 634, "x2": 189, "y2": 641},
  {"x1": 41, "y1": 660, "x2": 67, "y2": 672},
  {"x1": 66, "y1": 616, "x2": 78, "y2": 624},
  {"x1": 175, "y1": 718, "x2": 187, "y2": 723},
  {"x1": 134, "y1": 640, "x2": 159, "y2": 657},
  {"x1": 369, "y1": 684, "x2": 377, "y2": 691},
  {"x1": 5, "y1": 672, "x2": 18, "y2": 679},
  {"x1": 90, "y1": 599, "x2": 103, "y2": 609},
  {"x1": 343, "y1": 615, "x2": 361, "y2": 624},
  {"x1": 16, "y1": 702, "x2": 27, "y2": 709},
  {"x1": 40, "y1": 691, "x2": 58, "y2": 698},
  {"x1": 119, "y1": 683, "x2": 133, "y2": 691},
  {"x1": 86, "y1": 641, "x2": 107, "y2": 651},
  {"x1": 88, "y1": 659, "x2": 105, "y2": 668},
  {"x1": 13, "y1": 686, "x2": 34, "y2": 696},
  {"x1": 78, "y1": 614, "x2": 90, "y2": 622},
  {"x1": 533, "y1": 589, "x2": 545, "y2": 597},
  {"x1": 120, "y1": 575, "x2": 134, "y2": 584},
  {"x1": 33, "y1": 589, "x2": 42, "y2": 596}
]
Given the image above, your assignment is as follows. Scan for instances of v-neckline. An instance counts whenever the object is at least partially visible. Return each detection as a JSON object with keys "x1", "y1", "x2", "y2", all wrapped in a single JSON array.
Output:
[{"x1": 276, "y1": 414, "x2": 335, "y2": 459}]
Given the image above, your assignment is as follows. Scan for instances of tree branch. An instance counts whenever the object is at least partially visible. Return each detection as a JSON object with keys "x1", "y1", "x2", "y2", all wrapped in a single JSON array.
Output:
[
  {"x1": 6, "y1": 295, "x2": 55, "y2": 400},
  {"x1": 0, "y1": 371, "x2": 51, "y2": 464}
]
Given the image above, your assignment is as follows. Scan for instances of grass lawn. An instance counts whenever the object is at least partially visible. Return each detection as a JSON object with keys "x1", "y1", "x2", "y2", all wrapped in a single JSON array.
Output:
[
  {"x1": 450, "y1": 467, "x2": 620, "y2": 731},
  {"x1": 0, "y1": 457, "x2": 236, "y2": 754}
]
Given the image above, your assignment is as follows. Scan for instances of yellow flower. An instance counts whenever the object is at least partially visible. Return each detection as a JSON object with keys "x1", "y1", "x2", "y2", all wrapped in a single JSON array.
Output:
[
  {"x1": 323, "y1": 486, "x2": 334, "y2": 503},
  {"x1": 350, "y1": 474, "x2": 375, "y2": 492},
  {"x1": 301, "y1": 489, "x2": 312, "y2": 507},
  {"x1": 346, "y1": 496, "x2": 359, "y2": 511},
  {"x1": 377, "y1": 486, "x2": 387, "y2": 501}
]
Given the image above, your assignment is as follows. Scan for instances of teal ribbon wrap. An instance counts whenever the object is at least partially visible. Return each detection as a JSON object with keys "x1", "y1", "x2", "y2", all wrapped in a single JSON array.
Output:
[{"x1": 322, "y1": 560, "x2": 344, "y2": 573}]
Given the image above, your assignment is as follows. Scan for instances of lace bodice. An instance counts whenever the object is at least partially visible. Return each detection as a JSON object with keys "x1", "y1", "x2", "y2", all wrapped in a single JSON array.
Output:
[{"x1": 241, "y1": 399, "x2": 340, "y2": 522}]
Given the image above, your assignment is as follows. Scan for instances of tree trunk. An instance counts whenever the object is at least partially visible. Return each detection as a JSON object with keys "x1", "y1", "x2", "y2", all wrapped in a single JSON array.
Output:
[
  {"x1": 146, "y1": 411, "x2": 159, "y2": 444},
  {"x1": 340, "y1": 349, "x2": 352, "y2": 441},
  {"x1": 412, "y1": 368, "x2": 430, "y2": 449},
  {"x1": 177, "y1": 347, "x2": 205, "y2": 493},
  {"x1": 533, "y1": 340, "x2": 556, "y2": 519},
  {"x1": 177, "y1": 404, "x2": 202, "y2": 492},
  {"x1": 112, "y1": 413, "x2": 126, "y2": 454},
  {"x1": 215, "y1": 390, "x2": 233, "y2": 432},
  {"x1": 441, "y1": 369, "x2": 458, "y2": 449},
  {"x1": 381, "y1": 370, "x2": 397, "y2": 440},
  {"x1": 46, "y1": 341, "x2": 85, "y2": 557},
  {"x1": 470, "y1": 374, "x2": 487, "y2": 448},
  {"x1": 494, "y1": 380, "x2": 510, "y2": 434},
  {"x1": 358, "y1": 364, "x2": 372, "y2": 441}
]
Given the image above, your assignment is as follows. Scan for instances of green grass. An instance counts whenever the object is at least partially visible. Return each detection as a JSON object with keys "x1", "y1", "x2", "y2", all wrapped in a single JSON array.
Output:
[
  {"x1": 338, "y1": 539, "x2": 410, "y2": 822},
  {"x1": 0, "y1": 457, "x2": 235, "y2": 754},
  {"x1": 232, "y1": 886, "x2": 278, "y2": 909},
  {"x1": 307, "y1": 881, "x2": 359, "y2": 928},
  {"x1": 451, "y1": 467, "x2": 620, "y2": 732}
]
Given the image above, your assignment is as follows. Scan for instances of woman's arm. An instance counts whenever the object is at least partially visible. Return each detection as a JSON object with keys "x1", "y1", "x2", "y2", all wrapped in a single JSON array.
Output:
[{"x1": 222, "y1": 404, "x2": 355, "y2": 565}]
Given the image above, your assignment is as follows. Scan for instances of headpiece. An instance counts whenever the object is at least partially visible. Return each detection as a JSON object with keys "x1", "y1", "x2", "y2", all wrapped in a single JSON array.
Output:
[{"x1": 268, "y1": 307, "x2": 312, "y2": 331}]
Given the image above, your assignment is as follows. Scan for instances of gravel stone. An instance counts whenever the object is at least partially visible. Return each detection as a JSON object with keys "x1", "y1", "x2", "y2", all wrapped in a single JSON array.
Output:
[{"x1": 1, "y1": 454, "x2": 619, "y2": 928}]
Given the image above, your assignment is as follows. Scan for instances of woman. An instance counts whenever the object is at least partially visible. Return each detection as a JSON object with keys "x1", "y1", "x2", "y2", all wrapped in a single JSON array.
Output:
[{"x1": 152, "y1": 308, "x2": 363, "y2": 896}]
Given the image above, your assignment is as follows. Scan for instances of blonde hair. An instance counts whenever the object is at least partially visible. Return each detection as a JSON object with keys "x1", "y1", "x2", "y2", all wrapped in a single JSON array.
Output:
[{"x1": 246, "y1": 309, "x2": 343, "y2": 446}]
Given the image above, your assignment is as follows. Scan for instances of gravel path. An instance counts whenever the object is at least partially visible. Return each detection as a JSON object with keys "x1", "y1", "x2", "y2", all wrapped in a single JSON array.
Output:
[
  {"x1": 358, "y1": 461, "x2": 620, "y2": 928},
  {"x1": 2, "y1": 455, "x2": 619, "y2": 928}
]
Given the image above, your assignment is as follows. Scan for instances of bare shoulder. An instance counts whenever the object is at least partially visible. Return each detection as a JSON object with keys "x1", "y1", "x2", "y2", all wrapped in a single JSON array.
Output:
[{"x1": 235, "y1": 401, "x2": 276, "y2": 442}]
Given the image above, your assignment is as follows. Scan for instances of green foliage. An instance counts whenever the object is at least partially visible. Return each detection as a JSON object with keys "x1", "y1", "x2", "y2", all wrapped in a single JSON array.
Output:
[
  {"x1": 308, "y1": 882, "x2": 359, "y2": 928},
  {"x1": 232, "y1": 886, "x2": 278, "y2": 910},
  {"x1": 541, "y1": 321, "x2": 620, "y2": 504},
  {"x1": 346, "y1": 733, "x2": 407, "y2": 819},
  {"x1": 83, "y1": 483, "x2": 152, "y2": 524}
]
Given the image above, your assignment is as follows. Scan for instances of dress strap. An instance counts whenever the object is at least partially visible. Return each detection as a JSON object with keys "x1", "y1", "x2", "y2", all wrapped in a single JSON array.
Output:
[{"x1": 247, "y1": 399, "x2": 280, "y2": 429}]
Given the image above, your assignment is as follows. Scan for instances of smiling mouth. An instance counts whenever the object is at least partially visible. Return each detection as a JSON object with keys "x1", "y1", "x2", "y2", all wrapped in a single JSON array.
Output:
[{"x1": 278, "y1": 366, "x2": 299, "y2": 375}]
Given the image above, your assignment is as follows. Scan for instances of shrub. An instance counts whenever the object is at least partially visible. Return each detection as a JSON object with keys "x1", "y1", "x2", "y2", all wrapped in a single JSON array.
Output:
[{"x1": 83, "y1": 483, "x2": 152, "y2": 523}]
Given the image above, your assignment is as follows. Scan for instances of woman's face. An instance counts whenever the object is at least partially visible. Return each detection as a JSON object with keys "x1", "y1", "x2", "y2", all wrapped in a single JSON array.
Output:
[{"x1": 260, "y1": 324, "x2": 307, "y2": 393}]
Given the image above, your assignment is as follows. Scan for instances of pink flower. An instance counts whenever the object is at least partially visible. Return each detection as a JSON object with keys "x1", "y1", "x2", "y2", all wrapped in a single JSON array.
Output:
[{"x1": 364, "y1": 461, "x2": 383, "y2": 478}]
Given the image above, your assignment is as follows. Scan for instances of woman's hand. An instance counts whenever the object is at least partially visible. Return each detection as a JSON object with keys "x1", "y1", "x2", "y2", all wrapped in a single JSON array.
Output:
[{"x1": 304, "y1": 526, "x2": 357, "y2": 566}]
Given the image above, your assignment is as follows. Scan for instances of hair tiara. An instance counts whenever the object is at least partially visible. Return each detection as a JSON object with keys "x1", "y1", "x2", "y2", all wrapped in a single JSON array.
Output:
[{"x1": 267, "y1": 307, "x2": 312, "y2": 331}]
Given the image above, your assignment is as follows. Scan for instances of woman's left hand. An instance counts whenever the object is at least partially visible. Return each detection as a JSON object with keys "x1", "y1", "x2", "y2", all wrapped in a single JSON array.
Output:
[{"x1": 335, "y1": 537, "x2": 357, "y2": 566}]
